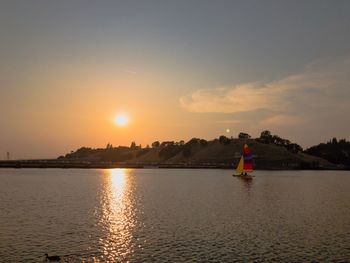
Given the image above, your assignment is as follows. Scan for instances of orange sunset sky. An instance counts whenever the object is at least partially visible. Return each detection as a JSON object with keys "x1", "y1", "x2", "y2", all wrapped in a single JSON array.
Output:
[{"x1": 1, "y1": 1, "x2": 350, "y2": 159}]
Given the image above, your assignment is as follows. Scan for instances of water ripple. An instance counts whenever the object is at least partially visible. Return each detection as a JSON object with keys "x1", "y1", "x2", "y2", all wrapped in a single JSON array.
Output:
[{"x1": 0, "y1": 169, "x2": 350, "y2": 262}]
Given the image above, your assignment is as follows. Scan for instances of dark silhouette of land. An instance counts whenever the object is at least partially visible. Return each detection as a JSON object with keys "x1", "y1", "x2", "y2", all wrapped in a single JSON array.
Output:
[
  {"x1": 304, "y1": 137, "x2": 350, "y2": 167},
  {"x1": 1, "y1": 131, "x2": 349, "y2": 170}
]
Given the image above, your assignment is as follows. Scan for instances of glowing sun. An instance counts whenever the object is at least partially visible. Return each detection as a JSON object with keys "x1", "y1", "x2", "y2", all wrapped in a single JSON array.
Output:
[{"x1": 114, "y1": 113, "x2": 129, "y2": 127}]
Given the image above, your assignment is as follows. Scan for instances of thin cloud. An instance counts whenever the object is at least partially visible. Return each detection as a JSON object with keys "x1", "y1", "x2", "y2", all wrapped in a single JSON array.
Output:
[
  {"x1": 123, "y1": 69, "x2": 137, "y2": 74},
  {"x1": 215, "y1": 119, "x2": 243, "y2": 124},
  {"x1": 121, "y1": 65, "x2": 137, "y2": 74},
  {"x1": 259, "y1": 114, "x2": 305, "y2": 127},
  {"x1": 180, "y1": 83, "x2": 280, "y2": 113},
  {"x1": 180, "y1": 56, "x2": 350, "y2": 146},
  {"x1": 180, "y1": 56, "x2": 350, "y2": 122}
]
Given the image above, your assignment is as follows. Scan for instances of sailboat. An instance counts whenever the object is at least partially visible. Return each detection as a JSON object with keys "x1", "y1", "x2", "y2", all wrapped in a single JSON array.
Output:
[{"x1": 232, "y1": 144, "x2": 254, "y2": 179}]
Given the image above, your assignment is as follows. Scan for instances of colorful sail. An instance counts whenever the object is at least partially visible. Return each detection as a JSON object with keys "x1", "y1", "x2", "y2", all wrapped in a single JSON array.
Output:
[
  {"x1": 235, "y1": 144, "x2": 253, "y2": 174},
  {"x1": 243, "y1": 144, "x2": 253, "y2": 172}
]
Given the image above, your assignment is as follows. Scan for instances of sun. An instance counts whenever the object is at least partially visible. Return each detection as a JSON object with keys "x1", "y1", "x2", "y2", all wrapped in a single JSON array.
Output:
[{"x1": 114, "y1": 113, "x2": 129, "y2": 127}]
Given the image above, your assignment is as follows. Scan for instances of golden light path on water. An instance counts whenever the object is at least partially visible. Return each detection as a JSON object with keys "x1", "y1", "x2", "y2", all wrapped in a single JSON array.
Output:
[{"x1": 99, "y1": 168, "x2": 136, "y2": 262}]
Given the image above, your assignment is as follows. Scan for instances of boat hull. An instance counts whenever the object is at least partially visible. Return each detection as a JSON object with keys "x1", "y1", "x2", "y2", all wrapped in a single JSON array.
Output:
[{"x1": 232, "y1": 174, "x2": 254, "y2": 180}]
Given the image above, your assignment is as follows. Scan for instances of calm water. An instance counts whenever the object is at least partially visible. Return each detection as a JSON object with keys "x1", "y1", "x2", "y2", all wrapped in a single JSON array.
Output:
[{"x1": 0, "y1": 169, "x2": 350, "y2": 262}]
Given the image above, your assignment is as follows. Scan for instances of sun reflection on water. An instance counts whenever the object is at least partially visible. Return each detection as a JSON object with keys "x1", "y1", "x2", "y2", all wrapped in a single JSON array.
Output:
[{"x1": 99, "y1": 168, "x2": 136, "y2": 262}]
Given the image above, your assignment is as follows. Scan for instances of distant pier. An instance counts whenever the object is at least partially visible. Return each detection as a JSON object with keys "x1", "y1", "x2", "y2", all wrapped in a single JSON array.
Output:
[{"x1": 0, "y1": 160, "x2": 234, "y2": 169}]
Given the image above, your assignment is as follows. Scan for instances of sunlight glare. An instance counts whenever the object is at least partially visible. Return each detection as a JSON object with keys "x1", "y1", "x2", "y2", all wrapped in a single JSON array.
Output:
[
  {"x1": 101, "y1": 168, "x2": 135, "y2": 260},
  {"x1": 114, "y1": 113, "x2": 129, "y2": 127}
]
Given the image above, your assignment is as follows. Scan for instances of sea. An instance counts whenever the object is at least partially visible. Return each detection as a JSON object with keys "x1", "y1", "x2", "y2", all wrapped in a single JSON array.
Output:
[{"x1": 0, "y1": 168, "x2": 349, "y2": 262}]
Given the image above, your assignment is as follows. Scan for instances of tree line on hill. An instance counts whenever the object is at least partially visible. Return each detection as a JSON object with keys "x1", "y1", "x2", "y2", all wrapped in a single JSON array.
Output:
[
  {"x1": 59, "y1": 130, "x2": 349, "y2": 167},
  {"x1": 304, "y1": 137, "x2": 350, "y2": 166}
]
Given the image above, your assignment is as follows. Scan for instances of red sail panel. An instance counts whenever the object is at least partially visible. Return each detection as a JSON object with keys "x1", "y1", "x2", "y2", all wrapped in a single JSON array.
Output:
[{"x1": 243, "y1": 160, "x2": 253, "y2": 171}]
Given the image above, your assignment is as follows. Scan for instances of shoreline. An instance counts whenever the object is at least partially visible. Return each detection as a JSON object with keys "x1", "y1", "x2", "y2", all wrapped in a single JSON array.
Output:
[{"x1": 0, "y1": 160, "x2": 347, "y2": 170}]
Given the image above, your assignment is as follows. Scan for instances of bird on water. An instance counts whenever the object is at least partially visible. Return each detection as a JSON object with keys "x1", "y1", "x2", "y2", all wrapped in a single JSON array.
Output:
[{"x1": 45, "y1": 253, "x2": 61, "y2": 262}]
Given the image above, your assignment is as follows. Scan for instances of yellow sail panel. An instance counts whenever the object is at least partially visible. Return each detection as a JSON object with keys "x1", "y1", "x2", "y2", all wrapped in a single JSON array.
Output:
[{"x1": 236, "y1": 155, "x2": 244, "y2": 174}]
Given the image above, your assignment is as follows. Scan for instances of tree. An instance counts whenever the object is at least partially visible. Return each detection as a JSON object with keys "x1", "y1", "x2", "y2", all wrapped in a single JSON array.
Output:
[
  {"x1": 160, "y1": 141, "x2": 175, "y2": 147},
  {"x1": 186, "y1": 138, "x2": 200, "y2": 146},
  {"x1": 238, "y1": 132, "x2": 251, "y2": 139},
  {"x1": 219, "y1": 135, "x2": 231, "y2": 145},
  {"x1": 286, "y1": 143, "x2": 303, "y2": 153},
  {"x1": 304, "y1": 139, "x2": 350, "y2": 165},
  {"x1": 130, "y1": 141, "x2": 136, "y2": 149},
  {"x1": 159, "y1": 143, "x2": 182, "y2": 159},
  {"x1": 151, "y1": 141, "x2": 160, "y2": 148},
  {"x1": 259, "y1": 130, "x2": 273, "y2": 144},
  {"x1": 106, "y1": 143, "x2": 113, "y2": 149}
]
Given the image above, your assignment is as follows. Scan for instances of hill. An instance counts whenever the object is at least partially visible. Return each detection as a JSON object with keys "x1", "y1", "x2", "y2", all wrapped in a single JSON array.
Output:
[
  {"x1": 59, "y1": 133, "x2": 335, "y2": 169},
  {"x1": 304, "y1": 138, "x2": 350, "y2": 168}
]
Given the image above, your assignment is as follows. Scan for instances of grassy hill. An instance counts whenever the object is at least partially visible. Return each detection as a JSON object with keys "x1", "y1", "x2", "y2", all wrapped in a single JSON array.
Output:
[{"x1": 60, "y1": 137, "x2": 334, "y2": 169}]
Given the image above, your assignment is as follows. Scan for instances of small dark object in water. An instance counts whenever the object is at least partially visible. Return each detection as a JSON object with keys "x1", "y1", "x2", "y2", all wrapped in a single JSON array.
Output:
[{"x1": 45, "y1": 253, "x2": 61, "y2": 261}]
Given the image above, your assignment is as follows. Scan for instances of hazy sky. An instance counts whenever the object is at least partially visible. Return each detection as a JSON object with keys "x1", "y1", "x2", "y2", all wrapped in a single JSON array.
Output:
[{"x1": 1, "y1": 0, "x2": 350, "y2": 159}]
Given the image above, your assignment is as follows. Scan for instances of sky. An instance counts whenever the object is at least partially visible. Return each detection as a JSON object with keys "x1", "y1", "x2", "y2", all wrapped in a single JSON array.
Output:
[{"x1": 1, "y1": 0, "x2": 350, "y2": 159}]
